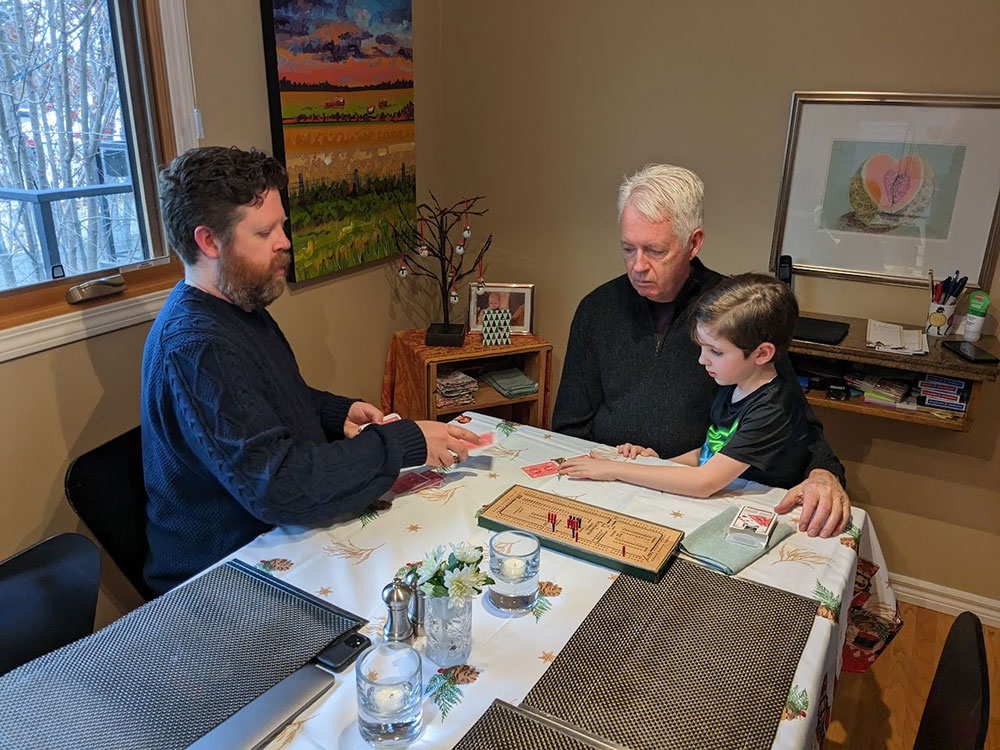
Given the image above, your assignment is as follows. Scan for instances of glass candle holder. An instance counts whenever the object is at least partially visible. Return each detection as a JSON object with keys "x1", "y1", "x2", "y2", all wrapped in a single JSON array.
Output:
[
  {"x1": 487, "y1": 530, "x2": 540, "y2": 611},
  {"x1": 355, "y1": 642, "x2": 423, "y2": 748}
]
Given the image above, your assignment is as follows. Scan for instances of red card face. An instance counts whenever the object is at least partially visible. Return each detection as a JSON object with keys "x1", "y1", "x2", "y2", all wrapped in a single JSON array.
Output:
[
  {"x1": 391, "y1": 472, "x2": 432, "y2": 494},
  {"x1": 460, "y1": 431, "x2": 494, "y2": 449},
  {"x1": 521, "y1": 461, "x2": 560, "y2": 479},
  {"x1": 416, "y1": 469, "x2": 444, "y2": 487}
]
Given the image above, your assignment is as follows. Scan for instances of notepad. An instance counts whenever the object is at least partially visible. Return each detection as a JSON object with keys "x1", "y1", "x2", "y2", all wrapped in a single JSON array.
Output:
[{"x1": 866, "y1": 319, "x2": 928, "y2": 355}]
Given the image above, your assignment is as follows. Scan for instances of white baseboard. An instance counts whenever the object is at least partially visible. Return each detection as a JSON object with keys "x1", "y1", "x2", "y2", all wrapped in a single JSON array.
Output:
[{"x1": 890, "y1": 572, "x2": 1000, "y2": 629}]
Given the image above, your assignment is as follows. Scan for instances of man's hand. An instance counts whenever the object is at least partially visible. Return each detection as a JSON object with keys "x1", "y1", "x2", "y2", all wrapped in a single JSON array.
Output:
[
  {"x1": 558, "y1": 453, "x2": 619, "y2": 481},
  {"x1": 617, "y1": 443, "x2": 659, "y2": 460},
  {"x1": 415, "y1": 421, "x2": 479, "y2": 468},
  {"x1": 774, "y1": 469, "x2": 850, "y2": 538},
  {"x1": 348, "y1": 401, "x2": 384, "y2": 426}
]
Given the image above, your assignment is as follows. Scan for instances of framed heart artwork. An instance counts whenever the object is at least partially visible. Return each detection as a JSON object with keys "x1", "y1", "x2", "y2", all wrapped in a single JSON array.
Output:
[{"x1": 769, "y1": 92, "x2": 1000, "y2": 291}]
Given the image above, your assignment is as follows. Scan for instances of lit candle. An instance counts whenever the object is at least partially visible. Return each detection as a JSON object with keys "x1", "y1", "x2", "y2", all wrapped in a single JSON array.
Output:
[
  {"x1": 373, "y1": 685, "x2": 406, "y2": 713},
  {"x1": 501, "y1": 557, "x2": 527, "y2": 579}
]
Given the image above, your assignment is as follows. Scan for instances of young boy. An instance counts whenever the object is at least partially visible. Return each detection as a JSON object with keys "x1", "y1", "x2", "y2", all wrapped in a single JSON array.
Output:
[{"x1": 558, "y1": 273, "x2": 812, "y2": 497}]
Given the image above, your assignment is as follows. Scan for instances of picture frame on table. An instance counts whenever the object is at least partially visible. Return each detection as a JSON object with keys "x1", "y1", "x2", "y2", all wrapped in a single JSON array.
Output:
[
  {"x1": 769, "y1": 92, "x2": 1000, "y2": 291},
  {"x1": 468, "y1": 283, "x2": 535, "y2": 334}
]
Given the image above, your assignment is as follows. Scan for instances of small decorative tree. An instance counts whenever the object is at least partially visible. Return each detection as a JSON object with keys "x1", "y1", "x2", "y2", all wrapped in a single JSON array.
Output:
[{"x1": 392, "y1": 193, "x2": 493, "y2": 345}]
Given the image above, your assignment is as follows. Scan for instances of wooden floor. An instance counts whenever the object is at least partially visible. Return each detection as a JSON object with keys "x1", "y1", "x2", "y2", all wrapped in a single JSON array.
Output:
[{"x1": 826, "y1": 602, "x2": 998, "y2": 749}]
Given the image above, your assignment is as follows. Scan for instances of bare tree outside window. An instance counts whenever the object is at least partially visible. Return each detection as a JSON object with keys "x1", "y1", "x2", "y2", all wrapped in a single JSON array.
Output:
[{"x1": 0, "y1": 0, "x2": 156, "y2": 292}]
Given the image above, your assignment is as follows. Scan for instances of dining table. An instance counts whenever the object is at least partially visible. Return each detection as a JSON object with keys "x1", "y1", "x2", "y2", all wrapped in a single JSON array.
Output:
[{"x1": 226, "y1": 412, "x2": 901, "y2": 750}]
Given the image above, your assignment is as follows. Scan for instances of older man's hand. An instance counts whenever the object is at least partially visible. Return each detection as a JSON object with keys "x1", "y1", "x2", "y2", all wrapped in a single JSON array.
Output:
[{"x1": 774, "y1": 469, "x2": 851, "y2": 538}]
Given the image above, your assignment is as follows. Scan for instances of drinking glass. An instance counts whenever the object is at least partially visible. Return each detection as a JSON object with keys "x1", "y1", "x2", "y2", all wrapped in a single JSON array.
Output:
[
  {"x1": 355, "y1": 642, "x2": 423, "y2": 747},
  {"x1": 487, "y1": 530, "x2": 540, "y2": 611}
]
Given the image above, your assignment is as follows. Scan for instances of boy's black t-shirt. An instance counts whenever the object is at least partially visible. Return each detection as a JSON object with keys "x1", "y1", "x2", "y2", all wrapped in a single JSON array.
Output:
[{"x1": 697, "y1": 375, "x2": 812, "y2": 489}]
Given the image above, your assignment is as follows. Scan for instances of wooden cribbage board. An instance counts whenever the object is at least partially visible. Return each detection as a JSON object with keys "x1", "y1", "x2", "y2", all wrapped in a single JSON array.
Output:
[{"x1": 477, "y1": 485, "x2": 683, "y2": 582}]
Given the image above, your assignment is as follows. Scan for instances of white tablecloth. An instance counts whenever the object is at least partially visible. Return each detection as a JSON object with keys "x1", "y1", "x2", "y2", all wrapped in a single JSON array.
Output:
[{"x1": 233, "y1": 413, "x2": 895, "y2": 750}]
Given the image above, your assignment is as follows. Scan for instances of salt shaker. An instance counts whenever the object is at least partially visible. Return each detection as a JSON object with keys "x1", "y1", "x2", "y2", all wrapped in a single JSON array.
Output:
[
  {"x1": 403, "y1": 569, "x2": 425, "y2": 636},
  {"x1": 382, "y1": 578, "x2": 414, "y2": 641}
]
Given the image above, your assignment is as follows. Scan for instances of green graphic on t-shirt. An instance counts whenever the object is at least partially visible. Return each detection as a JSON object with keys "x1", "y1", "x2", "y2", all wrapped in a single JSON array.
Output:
[{"x1": 699, "y1": 419, "x2": 739, "y2": 465}]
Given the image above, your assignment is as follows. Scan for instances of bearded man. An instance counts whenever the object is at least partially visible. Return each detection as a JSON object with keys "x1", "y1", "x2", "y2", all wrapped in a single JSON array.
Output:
[{"x1": 141, "y1": 147, "x2": 476, "y2": 594}]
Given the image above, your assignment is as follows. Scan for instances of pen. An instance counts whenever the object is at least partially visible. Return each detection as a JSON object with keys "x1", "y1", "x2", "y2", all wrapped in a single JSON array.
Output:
[
  {"x1": 952, "y1": 276, "x2": 968, "y2": 303},
  {"x1": 940, "y1": 278, "x2": 953, "y2": 305},
  {"x1": 928, "y1": 270, "x2": 934, "y2": 301}
]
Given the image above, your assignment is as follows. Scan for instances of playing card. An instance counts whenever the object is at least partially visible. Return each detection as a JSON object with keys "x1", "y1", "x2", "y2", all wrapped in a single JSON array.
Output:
[
  {"x1": 416, "y1": 469, "x2": 444, "y2": 487},
  {"x1": 727, "y1": 505, "x2": 777, "y2": 548},
  {"x1": 552, "y1": 454, "x2": 588, "y2": 465},
  {"x1": 521, "y1": 461, "x2": 560, "y2": 479},
  {"x1": 391, "y1": 471, "x2": 432, "y2": 494},
  {"x1": 460, "y1": 431, "x2": 494, "y2": 449},
  {"x1": 381, "y1": 413, "x2": 401, "y2": 424}
]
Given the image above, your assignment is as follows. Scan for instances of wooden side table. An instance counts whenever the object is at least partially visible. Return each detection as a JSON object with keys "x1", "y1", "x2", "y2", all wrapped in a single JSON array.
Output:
[{"x1": 381, "y1": 329, "x2": 553, "y2": 428}]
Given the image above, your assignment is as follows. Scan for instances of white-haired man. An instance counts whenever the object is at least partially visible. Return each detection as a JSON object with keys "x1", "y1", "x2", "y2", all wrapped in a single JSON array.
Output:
[{"x1": 552, "y1": 164, "x2": 850, "y2": 537}]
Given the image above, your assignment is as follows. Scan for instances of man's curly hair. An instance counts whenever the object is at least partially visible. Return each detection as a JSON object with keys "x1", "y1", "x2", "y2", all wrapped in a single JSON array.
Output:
[{"x1": 158, "y1": 146, "x2": 288, "y2": 265}]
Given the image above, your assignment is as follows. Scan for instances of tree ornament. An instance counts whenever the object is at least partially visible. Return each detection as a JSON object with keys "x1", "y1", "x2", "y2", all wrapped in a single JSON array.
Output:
[
  {"x1": 419, "y1": 243, "x2": 429, "y2": 257},
  {"x1": 462, "y1": 225, "x2": 471, "y2": 239},
  {"x1": 449, "y1": 289, "x2": 459, "y2": 304},
  {"x1": 398, "y1": 263, "x2": 409, "y2": 278},
  {"x1": 455, "y1": 243, "x2": 465, "y2": 255},
  {"x1": 476, "y1": 279, "x2": 485, "y2": 295}
]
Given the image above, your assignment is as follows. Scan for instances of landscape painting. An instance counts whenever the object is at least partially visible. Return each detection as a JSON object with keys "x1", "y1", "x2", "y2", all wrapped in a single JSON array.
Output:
[{"x1": 261, "y1": 0, "x2": 415, "y2": 281}]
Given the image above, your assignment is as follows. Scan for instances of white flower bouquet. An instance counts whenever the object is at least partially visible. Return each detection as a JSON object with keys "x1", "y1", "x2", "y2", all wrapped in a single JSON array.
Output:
[{"x1": 417, "y1": 542, "x2": 494, "y2": 608}]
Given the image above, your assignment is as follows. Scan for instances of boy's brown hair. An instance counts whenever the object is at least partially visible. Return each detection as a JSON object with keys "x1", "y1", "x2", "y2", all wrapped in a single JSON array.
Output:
[{"x1": 691, "y1": 273, "x2": 799, "y2": 357}]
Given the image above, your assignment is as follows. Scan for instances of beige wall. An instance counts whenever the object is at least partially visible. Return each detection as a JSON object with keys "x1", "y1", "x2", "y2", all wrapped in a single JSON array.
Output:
[{"x1": 1, "y1": 0, "x2": 997, "y2": 625}]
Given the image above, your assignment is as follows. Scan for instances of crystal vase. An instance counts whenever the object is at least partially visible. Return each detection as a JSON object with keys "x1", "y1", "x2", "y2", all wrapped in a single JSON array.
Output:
[{"x1": 423, "y1": 596, "x2": 472, "y2": 668}]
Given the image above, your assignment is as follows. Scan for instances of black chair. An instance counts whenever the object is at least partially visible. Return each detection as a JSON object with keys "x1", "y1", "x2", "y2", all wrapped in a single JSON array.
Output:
[
  {"x1": 0, "y1": 533, "x2": 101, "y2": 675},
  {"x1": 914, "y1": 611, "x2": 990, "y2": 750},
  {"x1": 65, "y1": 426, "x2": 153, "y2": 600}
]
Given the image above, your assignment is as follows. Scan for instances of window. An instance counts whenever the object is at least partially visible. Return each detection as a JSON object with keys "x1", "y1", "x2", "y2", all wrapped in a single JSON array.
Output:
[{"x1": 0, "y1": 0, "x2": 177, "y2": 332}]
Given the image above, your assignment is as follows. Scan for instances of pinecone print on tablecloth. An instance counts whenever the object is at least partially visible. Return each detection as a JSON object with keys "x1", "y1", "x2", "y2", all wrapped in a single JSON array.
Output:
[
  {"x1": 427, "y1": 664, "x2": 481, "y2": 720},
  {"x1": 813, "y1": 580, "x2": 842, "y2": 623},
  {"x1": 256, "y1": 558, "x2": 294, "y2": 573},
  {"x1": 538, "y1": 581, "x2": 562, "y2": 597},
  {"x1": 781, "y1": 684, "x2": 809, "y2": 721},
  {"x1": 840, "y1": 519, "x2": 861, "y2": 550},
  {"x1": 447, "y1": 664, "x2": 480, "y2": 685}
]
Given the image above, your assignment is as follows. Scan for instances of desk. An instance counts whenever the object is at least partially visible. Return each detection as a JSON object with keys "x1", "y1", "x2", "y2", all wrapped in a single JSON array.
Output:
[
  {"x1": 790, "y1": 312, "x2": 999, "y2": 431},
  {"x1": 229, "y1": 414, "x2": 898, "y2": 749},
  {"x1": 381, "y1": 328, "x2": 553, "y2": 427}
]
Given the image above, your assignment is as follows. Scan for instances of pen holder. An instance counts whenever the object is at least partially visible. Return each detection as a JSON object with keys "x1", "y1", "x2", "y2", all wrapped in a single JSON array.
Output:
[{"x1": 925, "y1": 301, "x2": 957, "y2": 337}]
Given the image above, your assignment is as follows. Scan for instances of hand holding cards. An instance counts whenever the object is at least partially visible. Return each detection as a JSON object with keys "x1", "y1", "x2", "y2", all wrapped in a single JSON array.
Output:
[{"x1": 726, "y1": 505, "x2": 778, "y2": 548}]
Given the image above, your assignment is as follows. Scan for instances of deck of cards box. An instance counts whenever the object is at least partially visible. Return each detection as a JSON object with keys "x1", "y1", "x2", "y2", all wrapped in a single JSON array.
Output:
[
  {"x1": 726, "y1": 505, "x2": 778, "y2": 548},
  {"x1": 482, "y1": 308, "x2": 512, "y2": 346}
]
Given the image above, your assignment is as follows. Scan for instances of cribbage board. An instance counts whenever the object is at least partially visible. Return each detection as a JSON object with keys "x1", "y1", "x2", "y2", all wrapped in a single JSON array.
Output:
[{"x1": 477, "y1": 485, "x2": 683, "y2": 582}]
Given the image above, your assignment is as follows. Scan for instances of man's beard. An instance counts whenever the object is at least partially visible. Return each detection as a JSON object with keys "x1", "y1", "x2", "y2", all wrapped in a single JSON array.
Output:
[{"x1": 216, "y1": 248, "x2": 290, "y2": 312}]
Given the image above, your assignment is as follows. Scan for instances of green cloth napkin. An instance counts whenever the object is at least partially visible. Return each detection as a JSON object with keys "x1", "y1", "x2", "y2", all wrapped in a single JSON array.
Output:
[{"x1": 680, "y1": 504, "x2": 794, "y2": 575}]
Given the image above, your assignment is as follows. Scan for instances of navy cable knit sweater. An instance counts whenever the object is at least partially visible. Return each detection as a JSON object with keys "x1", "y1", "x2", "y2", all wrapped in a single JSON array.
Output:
[
  {"x1": 553, "y1": 260, "x2": 845, "y2": 484},
  {"x1": 141, "y1": 282, "x2": 426, "y2": 594}
]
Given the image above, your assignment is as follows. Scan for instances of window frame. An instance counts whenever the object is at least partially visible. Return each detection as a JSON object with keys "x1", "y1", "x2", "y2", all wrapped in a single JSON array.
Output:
[{"x1": 0, "y1": 0, "x2": 181, "y2": 337}]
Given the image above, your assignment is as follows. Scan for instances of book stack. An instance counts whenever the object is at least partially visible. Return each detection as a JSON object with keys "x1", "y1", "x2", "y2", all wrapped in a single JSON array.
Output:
[
  {"x1": 844, "y1": 375, "x2": 909, "y2": 406},
  {"x1": 480, "y1": 367, "x2": 538, "y2": 399},
  {"x1": 915, "y1": 374, "x2": 969, "y2": 412},
  {"x1": 436, "y1": 370, "x2": 478, "y2": 409}
]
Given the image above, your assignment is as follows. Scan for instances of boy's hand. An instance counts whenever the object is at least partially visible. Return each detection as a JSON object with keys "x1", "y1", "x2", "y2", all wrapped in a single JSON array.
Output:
[
  {"x1": 617, "y1": 443, "x2": 659, "y2": 459},
  {"x1": 558, "y1": 454, "x2": 619, "y2": 481}
]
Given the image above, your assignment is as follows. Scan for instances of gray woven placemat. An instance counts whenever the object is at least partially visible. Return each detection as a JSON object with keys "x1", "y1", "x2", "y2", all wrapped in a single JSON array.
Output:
[
  {"x1": 454, "y1": 700, "x2": 627, "y2": 750},
  {"x1": 0, "y1": 561, "x2": 359, "y2": 750},
  {"x1": 521, "y1": 559, "x2": 819, "y2": 750}
]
